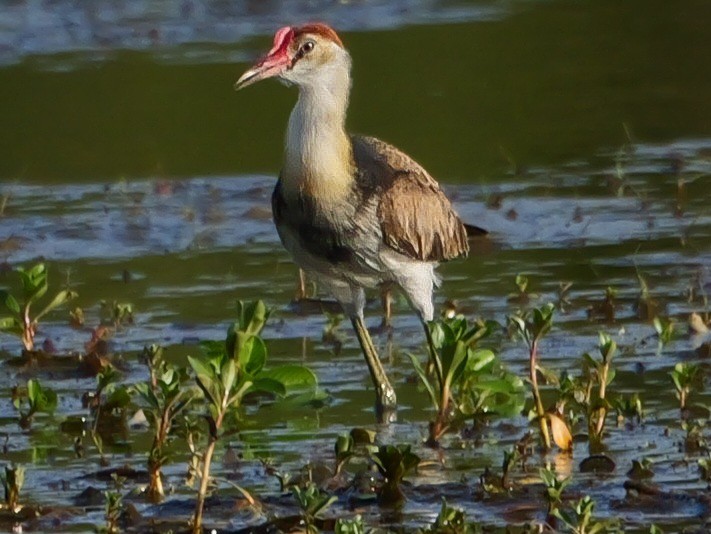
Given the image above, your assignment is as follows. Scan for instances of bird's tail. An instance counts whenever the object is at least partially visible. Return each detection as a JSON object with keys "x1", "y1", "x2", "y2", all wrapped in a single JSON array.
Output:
[{"x1": 464, "y1": 223, "x2": 488, "y2": 238}]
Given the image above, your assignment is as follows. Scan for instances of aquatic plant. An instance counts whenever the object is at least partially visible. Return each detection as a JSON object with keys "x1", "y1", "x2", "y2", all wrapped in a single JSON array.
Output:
[
  {"x1": 12, "y1": 378, "x2": 57, "y2": 430},
  {"x1": 587, "y1": 287, "x2": 617, "y2": 323},
  {"x1": 478, "y1": 441, "x2": 530, "y2": 496},
  {"x1": 370, "y1": 444, "x2": 420, "y2": 504},
  {"x1": 333, "y1": 428, "x2": 376, "y2": 476},
  {"x1": 682, "y1": 419, "x2": 708, "y2": 453},
  {"x1": 611, "y1": 393, "x2": 643, "y2": 427},
  {"x1": 634, "y1": 269, "x2": 660, "y2": 320},
  {"x1": 412, "y1": 315, "x2": 489, "y2": 443},
  {"x1": 552, "y1": 495, "x2": 621, "y2": 534},
  {"x1": 0, "y1": 464, "x2": 24, "y2": 512},
  {"x1": 334, "y1": 514, "x2": 364, "y2": 534},
  {"x1": 292, "y1": 483, "x2": 337, "y2": 534},
  {"x1": 509, "y1": 303, "x2": 556, "y2": 450},
  {"x1": 557, "y1": 281, "x2": 574, "y2": 314},
  {"x1": 507, "y1": 273, "x2": 537, "y2": 304},
  {"x1": 540, "y1": 466, "x2": 570, "y2": 528},
  {"x1": 584, "y1": 333, "x2": 617, "y2": 448},
  {"x1": 411, "y1": 315, "x2": 523, "y2": 444},
  {"x1": 86, "y1": 366, "x2": 131, "y2": 421},
  {"x1": 100, "y1": 300, "x2": 134, "y2": 328},
  {"x1": 189, "y1": 300, "x2": 317, "y2": 533},
  {"x1": 0, "y1": 262, "x2": 77, "y2": 351},
  {"x1": 670, "y1": 362, "x2": 703, "y2": 413},
  {"x1": 134, "y1": 347, "x2": 197, "y2": 501},
  {"x1": 698, "y1": 456, "x2": 711, "y2": 481},
  {"x1": 423, "y1": 498, "x2": 478, "y2": 534},
  {"x1": 102, "y1": 489, "x2": 123, "y2": 534},
  {"x1": 653, "y1": 316, "x2": 676, "y2": 346}
]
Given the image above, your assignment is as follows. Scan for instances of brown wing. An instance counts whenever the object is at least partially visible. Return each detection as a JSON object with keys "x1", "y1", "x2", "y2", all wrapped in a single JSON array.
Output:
[{"x1": 352, "y1": 136, "x2": 469, "y2": 262}]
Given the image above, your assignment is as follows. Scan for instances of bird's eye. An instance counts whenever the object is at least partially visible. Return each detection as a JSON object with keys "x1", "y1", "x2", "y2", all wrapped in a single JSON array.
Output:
[{"x1": 301, "y1": 41, "x2": 315, "y2": 54}]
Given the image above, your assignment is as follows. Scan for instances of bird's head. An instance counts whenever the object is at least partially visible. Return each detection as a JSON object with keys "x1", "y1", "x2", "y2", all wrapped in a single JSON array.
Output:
[{"x1": 234, "y1": 23, "x2": 350, "y2": 91}]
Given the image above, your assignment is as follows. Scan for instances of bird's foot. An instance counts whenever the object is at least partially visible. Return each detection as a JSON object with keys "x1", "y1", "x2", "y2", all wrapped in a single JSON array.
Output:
[{"x1": 375, "y1": 385, "x2": 397, "y2": 424}]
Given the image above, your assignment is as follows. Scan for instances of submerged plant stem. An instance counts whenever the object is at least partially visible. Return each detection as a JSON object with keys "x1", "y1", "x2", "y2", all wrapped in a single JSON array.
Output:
[
  {"x1": 530, "y1": 340, "x2": 551, "y2": 449},
  {"x1": 595, "y1": 363, "x2": 610, "y2": 437},
  {"x1": 193, "y1": 434, "x2": 217, "y2": 534},
  {"x1": 193, "y1": 396, "x2": 227, "y2": 534}
]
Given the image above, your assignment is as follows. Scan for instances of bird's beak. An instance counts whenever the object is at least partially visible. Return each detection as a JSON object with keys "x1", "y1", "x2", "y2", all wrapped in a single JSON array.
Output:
[{"x1": 234, "y1": 52, "x2": 291, "y2": 91}]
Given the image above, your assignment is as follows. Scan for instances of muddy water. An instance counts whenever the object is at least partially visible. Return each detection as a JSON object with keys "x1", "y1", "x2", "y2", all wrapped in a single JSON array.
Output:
[{"x1": 1, "y1": 1, "x2": 711, "y2": 532}]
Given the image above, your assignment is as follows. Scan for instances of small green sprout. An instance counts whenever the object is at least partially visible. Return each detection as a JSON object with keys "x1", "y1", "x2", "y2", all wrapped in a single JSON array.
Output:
[
  {"x1": 0, "y1": 464, "x2": 24, "y2": 511},
  {"x1": 509, "y1": 303, "x2": 556, "y2": 449},
  {"x1": 102, "y1": 489, "x2": 123, "y2": 534},
  {"x1": 670, "y1": 362, "x2": 703, "y2": 412},
  {"x1": 135, "y1": 354, "x2": 197, "y2": 501},
  {"x1": 12, "y1": 378, "x2": 57, "y2": 429},
  {"x1": 540, "y1": 466, "x2": 570, "y2": 526},
  {"x1": 334, "y1": 515, "x2": 364, "y2": 534},
  {"x1": 0, "y1": 262, "x2": 77, "y2": 351},
  {"x1": 588, "y1": 287, "x2": 616, "y2": 323},
  {"x1": 292, "y1": 483, "x2": 337, "y2": 534},
  {"x1": 612, "y1": 393, "x2": 643, "y2": 426},
  {"x1": 100, "y1": 300, "x2": 134, "y2": 328},
  {"x1": 653, "y1": 316, "x2": 676, "y2": 345},
  {"x1": 507, "y1": 274, "x2": 537, "y2": 304},
  {"x1": 681, "y1": 419, "x2": 708, "y2": 453},
  {"x1": 552, "y1": 495, "x2": 621, "y2": 534},
  {"x1": 371, "y1": 444, "x2": 420, "y2": 504},
  {"x1": 698, "y1": 455, "x2": 711, "y2": 481},
  {"x1": 583, "y1": 333, "x2": 617, "y2": 447},
  {"x1": 423, "y1": 498, "x2": 477, "y2": 534}
]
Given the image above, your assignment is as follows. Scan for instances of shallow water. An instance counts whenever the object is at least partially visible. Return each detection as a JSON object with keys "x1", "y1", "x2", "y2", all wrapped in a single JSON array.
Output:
[{"x1": 1, "y1": 0, "x2": 711, "y2": 532}]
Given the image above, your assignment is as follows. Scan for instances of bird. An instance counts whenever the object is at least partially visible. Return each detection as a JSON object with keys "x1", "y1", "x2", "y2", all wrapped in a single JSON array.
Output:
[{"x1": 235, "y1": 23, "x2": 476, "y2": 419}]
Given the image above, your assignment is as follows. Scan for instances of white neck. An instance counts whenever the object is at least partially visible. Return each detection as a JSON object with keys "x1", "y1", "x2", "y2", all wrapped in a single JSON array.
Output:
[{"x1": 282, "y1": 50, "x2": 353, "y2": 202}]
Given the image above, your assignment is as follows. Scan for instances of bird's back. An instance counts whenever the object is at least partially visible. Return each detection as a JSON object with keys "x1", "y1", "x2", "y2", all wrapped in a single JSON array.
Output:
[{"x1": 351, "y1": 135, "x2": 469, "y2": 263}]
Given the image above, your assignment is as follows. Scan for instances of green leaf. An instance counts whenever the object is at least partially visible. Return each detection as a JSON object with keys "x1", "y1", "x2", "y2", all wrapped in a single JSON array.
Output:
[
  {"x1": 27, "y1": 379, "x2": 57, "y2": 415},
  {"x1": 242, "y1": 336, "x2": 267, "y2": 375},
  {"x1": 134, "y1": 383, "x2": 160, "y2": 411},
  {"x1": 258, "y1": 364, "x2": 317, "y2": 393},
  {"x1": 189, "y1": 355, "x2": 220, "y2": 407},
  {"x1": 27, "y1": 379, "x2": 40, "y2": 405},
  {"x1": 0, "y1": 316, "x2": 20, "y2": 333},
  {"x1": 0, "y1": 291, "x2": 20, "y2": 316},
  {"x1": 335, "y1": 434, "x2": 354, "y2": 457},
  {"x1": 105, "y1": 385, "x2": 131, "y2": 409},
  {"x1": 19, "y1": 263, "x2": 48, "y2": 304},
  {"x1": 34, "y1": 289, "x2": 78, "y2": 322},
  {"x1": 221, "y1": 357, "x2": 237, "y2": 393},
  {"x1": 188, "y1": 354, "x2": 215, "y2": 380},
  {"x1": 199, "y1": 340, "x2": 225, "y2": 360},
  {"x1": 249, "y1": 377, "x2": 287, "y2": 397},
  {"x1": 237, "y1": 299, "x2": 270, "y2": 337},
  {"x1": 428, "y1": 321, "x2": 446, "y2": 350},
  {"x1": 407, "y1": 353, "x2": 438, "y2": 409},
  {"x1": 467, "y1": 348, "x2": 496, "y2": 372}
]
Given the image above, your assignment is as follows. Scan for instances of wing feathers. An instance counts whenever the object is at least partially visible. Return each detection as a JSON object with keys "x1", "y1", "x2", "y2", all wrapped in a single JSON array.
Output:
[{"x1": 353, "y1": 136, "x2": 469, "y2": 262}]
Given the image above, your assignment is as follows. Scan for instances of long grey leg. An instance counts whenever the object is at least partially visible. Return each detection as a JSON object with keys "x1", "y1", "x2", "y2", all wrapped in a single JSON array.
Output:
[
  {"x1": 351, "y1": 315, "x2": 397, "y2": 419},
  {"x1": 326, "y1": 280, "x2": 397, "y2": 421}
]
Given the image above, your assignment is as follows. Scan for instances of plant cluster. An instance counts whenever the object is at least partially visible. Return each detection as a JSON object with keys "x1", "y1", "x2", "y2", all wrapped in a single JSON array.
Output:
[
  {"x1": 0, "y1": 265, "x2": 709, "y2": 532},
  {"x1": 411, "y1": 314, "x2": 525, "y2": 444}
]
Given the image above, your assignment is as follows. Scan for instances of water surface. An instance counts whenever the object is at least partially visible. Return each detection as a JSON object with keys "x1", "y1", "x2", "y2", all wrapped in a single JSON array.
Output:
[{"x1": 1, "y1": 1, "x2": 711, "y2": 531}]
